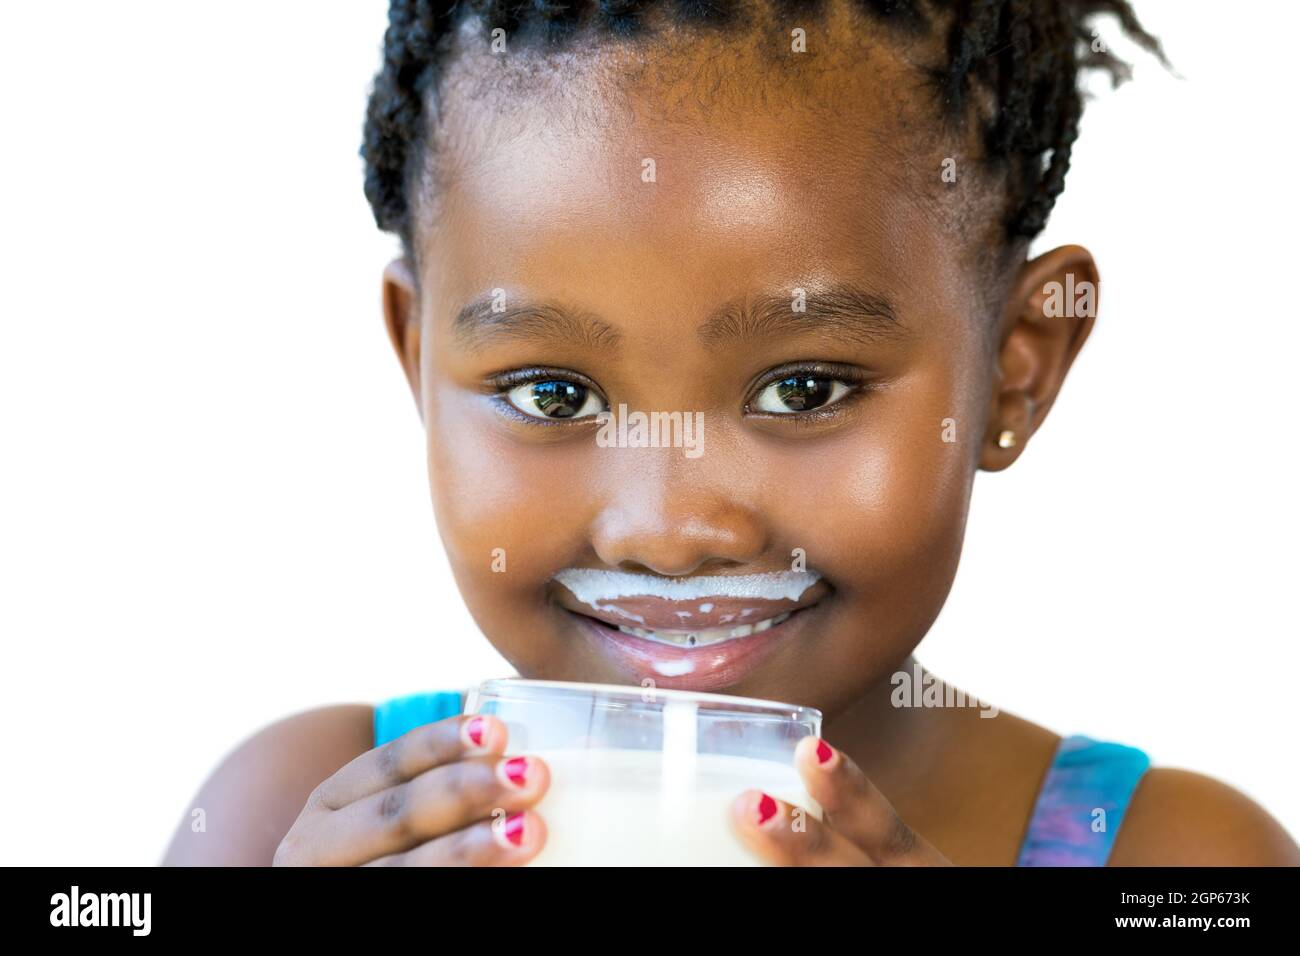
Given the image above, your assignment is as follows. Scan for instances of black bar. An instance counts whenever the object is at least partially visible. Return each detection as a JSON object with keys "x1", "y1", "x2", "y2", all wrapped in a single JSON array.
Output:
[{"x1": 11, "y1": 865, "x2": 1295, "y2": 941}]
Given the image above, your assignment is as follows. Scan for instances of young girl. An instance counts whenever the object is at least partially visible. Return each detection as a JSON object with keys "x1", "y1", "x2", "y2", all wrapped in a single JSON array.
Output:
[{"x1": 163, "y1": 0, "x2": 1300, "y2": 866}]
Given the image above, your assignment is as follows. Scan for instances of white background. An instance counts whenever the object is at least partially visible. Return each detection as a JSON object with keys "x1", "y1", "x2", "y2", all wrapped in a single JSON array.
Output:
[{"x1": 1, "y1": 2, "x2": 1295, "y2": 865}]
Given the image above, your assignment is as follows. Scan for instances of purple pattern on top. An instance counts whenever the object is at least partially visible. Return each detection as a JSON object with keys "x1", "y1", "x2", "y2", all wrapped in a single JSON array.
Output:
[{"x1": 1016, "y1": 734, "x2": 1151, "y2": 866}]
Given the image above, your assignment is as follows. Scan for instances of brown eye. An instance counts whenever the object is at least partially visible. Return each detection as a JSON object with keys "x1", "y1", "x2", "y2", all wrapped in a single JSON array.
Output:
[
  {"x1": 505, "y1": 380, "x2": 605, "y2": 420},
  {"x1": 753, "y1": 376, "x2": 851, "y2": 414}
]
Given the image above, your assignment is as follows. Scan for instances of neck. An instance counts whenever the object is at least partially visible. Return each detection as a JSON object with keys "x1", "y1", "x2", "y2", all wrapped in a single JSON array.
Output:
[{"x1": 822, "y1": 656, "x2": 969, "y2": 798}]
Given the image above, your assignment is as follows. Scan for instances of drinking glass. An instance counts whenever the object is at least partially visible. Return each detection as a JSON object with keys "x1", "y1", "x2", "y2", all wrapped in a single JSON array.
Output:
[{"x1": 464, "y1": 678, "x2": 823, "y2": 866}]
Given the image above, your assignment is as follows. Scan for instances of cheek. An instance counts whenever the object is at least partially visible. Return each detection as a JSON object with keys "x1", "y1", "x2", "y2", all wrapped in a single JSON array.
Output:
[
  {"x1": 788, "y1": 364, "x2": 981, "y2": 603},
  {"x1": 425, "y1": 386, "x2": 589, "y2": 596}
]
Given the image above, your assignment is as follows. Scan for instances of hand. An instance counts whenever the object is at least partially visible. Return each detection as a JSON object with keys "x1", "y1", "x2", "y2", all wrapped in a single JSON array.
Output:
[
  {"x1": 729, "y1": 736, "x2": 953, "y2": 866},
  {"x1": 273, "y1": 714, "x2": 550, "y2": 866}
]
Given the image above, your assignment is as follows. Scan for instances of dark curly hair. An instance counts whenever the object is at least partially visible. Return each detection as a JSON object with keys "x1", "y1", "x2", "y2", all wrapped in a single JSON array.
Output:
[{"x1": 361, "y1": 0, "x2": 1167, "y2": 262}]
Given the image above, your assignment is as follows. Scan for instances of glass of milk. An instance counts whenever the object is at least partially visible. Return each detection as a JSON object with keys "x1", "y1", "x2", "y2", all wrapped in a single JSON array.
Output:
[{"x1": 464, "y1": 678, "x2": 823, "y2": 866}]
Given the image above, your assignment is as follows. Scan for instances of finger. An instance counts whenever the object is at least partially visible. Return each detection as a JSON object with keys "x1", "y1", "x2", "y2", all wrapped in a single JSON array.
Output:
[
  {"x1": 792, "y1": 736, "x2": 950, "y2": 865},
  {"x1": 315, "y1": 714, "x2": 506, "y2": 810},
  {"x1": 729, "y1": 790, "x2": 871, "y2": 866},
  {"x1": 285, "y1": 753, "x2": 550, "y2": 866},
  {"x1": 364, "y1": 810, "x2": 548, "y2": 867}
]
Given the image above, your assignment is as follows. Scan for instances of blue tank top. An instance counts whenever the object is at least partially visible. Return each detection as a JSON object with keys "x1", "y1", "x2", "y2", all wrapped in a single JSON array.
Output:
[{"x1": 372, "y1": 689, "x2": 1150, "y2": 867}]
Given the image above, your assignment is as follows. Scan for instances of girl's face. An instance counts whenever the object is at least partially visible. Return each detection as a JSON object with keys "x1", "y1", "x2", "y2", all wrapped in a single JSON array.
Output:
[{"x1": 382, "y1": 29, "x2": 1095, "y2": 720}]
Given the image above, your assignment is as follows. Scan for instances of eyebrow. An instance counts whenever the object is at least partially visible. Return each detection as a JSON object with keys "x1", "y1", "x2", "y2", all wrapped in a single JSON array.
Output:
[
  {"x1": 452, "y1": 294, "x2": 623, "y2": 352},
  {"x1": 697, "y1": 283, "x2": 907, "y2": 350},
  {"x1": 451, "y1": 281, "x2": 905, "y2": 352}
]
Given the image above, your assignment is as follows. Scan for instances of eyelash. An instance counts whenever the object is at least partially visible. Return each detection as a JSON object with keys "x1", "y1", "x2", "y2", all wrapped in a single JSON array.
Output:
[
  {"x1": 744, "y1": 362, "x2": 869, "y2": 419},
  {"x1": 487, "y1": 367, "x2": 607, "y2": 426},
  {"x1": 485, "y1": 363, "x2": 871, "y2": 424}
]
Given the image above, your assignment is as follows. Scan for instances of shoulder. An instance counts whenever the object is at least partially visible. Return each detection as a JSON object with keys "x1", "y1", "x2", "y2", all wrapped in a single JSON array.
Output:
[
  {"x1": 161, "y1": 703, "x2": 375, "y2": 866},
  {"x1": 1109, "y1": 766, "x2": 1300, "y2": 866}
]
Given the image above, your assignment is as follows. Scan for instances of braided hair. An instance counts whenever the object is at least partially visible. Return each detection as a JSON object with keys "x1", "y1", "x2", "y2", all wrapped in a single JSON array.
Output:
[{"x1": 361, "y1": 0, "x2": 1167, "y2": 259}]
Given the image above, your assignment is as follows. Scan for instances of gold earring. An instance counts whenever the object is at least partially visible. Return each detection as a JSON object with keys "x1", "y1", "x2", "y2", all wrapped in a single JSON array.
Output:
[{"x1": 997, "y1": 429, "x2": 1017, "y2": 449}]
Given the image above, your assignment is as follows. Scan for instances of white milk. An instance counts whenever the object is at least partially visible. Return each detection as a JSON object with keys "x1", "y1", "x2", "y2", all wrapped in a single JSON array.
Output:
[{"x1": 521, "y1": 747, "x2": 823, "y2": 866}]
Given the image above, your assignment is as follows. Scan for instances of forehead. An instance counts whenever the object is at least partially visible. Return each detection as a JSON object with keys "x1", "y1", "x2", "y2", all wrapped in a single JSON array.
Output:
[{"x1": 417, "y1": 14, "x2": 972, "y2": 335}]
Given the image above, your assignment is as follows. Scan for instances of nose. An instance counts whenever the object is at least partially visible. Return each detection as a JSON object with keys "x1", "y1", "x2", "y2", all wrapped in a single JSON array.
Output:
[{"x1": 588, "y1": 457, "x2": 767, "y2": 577}]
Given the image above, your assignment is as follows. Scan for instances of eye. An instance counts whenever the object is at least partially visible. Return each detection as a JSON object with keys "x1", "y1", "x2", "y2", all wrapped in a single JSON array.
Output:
[
  {"x1": 751, "y1": 375, "x2": 854, "y2": 414},
  {"x1": 504, "y1": 379, "x2": 607, "y2": 420}
]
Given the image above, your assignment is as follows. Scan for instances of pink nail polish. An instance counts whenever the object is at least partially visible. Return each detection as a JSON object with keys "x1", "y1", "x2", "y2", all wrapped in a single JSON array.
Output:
[
  {"x1": 502, "y1": 756, "x2": 529, "y2": 788},
  {"x1": 756, "y1": 792, "x2": 778, "y2": 826},
  {"x1": 816, "y1": 739, "x2": 834, "y2": 764},
  {"x1": 503, "y1": 812, "x2": 526, "y2": 846},
  {"x1": 465, "y1": 716, "x2": 485, "y2": 748}
]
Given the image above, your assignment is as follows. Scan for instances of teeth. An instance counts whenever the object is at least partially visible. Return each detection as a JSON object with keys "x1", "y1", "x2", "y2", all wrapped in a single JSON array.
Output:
[{"x1": 616, "y1": 611, "x2": 792, "y2": 648}]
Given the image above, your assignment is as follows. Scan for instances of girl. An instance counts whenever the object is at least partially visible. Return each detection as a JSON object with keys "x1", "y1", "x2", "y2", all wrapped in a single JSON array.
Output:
[{"x1": 164, "y1": 0, "x2": 1300, "y2": 866}]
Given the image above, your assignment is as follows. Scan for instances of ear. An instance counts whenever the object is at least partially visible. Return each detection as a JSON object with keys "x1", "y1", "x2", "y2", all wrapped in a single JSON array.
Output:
[
  {"x1": 980, "y1": 244, "x2": 1098, "y2": 471},
  {"x1": 382, "y1": 257, "x2": 423, "y2": 421}
]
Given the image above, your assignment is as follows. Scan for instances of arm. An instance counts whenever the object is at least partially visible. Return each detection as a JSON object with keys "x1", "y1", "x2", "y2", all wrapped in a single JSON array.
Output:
[{"x1": 161, "y1": 704, "x2": 375, "y2": 866}]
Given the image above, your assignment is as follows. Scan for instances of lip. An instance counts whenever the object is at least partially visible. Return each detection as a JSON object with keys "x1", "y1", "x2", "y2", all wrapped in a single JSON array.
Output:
[
  {"x1": 552, "y1": 576, "x2": 829, "y2": 632},
  {"x1": 563, "y1": 602, "x2": 821, "y2": 693}
]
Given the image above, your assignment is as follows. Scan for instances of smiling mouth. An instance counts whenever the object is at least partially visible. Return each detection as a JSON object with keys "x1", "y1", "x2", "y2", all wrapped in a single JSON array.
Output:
[
  {"x1": 574, "y1": 607, "x2": 807, "y2": 648},
  {"x1": 550, "y1": 568, "x2": 829, "y2": 661}
]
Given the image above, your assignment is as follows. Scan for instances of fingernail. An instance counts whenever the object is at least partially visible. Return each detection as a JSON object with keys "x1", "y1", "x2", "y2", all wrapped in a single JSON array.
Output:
[
  {"x1": 756, "y1": 792, "x2": 779, "y2": 826},
  {"x1": 500, "y1": 756, "x2": 529, "y2": 789},
  {"x1": 815, "y1": 738, "x2": 834, "y2": 765},
  {"x1": 463, "y1": 716, "x2": 486, "y2": 749},
  {"x1": 502, "y1": 812, "x2": 526, "y2": 847}
]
